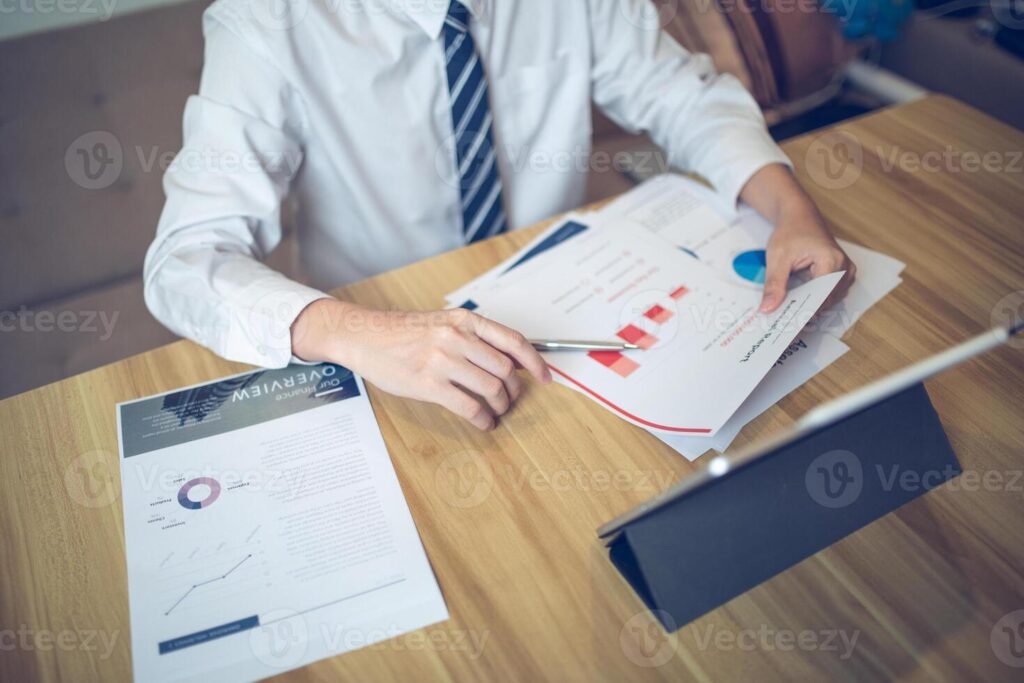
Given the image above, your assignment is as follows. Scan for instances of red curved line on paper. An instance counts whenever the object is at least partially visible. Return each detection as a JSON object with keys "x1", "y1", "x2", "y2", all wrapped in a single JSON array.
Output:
[{"x1": 547, "y1": 365, "x2": 713, "y2": 434}]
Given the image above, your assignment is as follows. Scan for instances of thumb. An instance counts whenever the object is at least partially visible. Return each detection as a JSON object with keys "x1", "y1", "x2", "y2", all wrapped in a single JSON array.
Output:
[{"x1": 759, "y1": 252, "x2": 790, "y2": 313}]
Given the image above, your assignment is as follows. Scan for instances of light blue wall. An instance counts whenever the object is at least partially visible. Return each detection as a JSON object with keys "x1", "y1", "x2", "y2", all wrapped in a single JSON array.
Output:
[{"x1": 0, "y1": 0, "x2": 194, "y2": 42}]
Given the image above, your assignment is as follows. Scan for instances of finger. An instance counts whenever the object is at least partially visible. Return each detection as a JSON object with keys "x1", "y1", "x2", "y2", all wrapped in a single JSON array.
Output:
[
  {"x1": 760, "y1": 249, "x2": 791, "y2": 313},
  {"x1": 434, "y1": 383, "x2": 495, "y2": 431},
  {"x1": 448, "y1": 358, "x2": 512, "y2": 417},
  {"x1": 462, "y1": 338, "x2": 524, "y2": 403},
  {"x1": 821, "y1": 259, "x2": 857, "y2": 310},
  {"x1": 471, "y1": 316, "x2": 551, "y2": 383}
]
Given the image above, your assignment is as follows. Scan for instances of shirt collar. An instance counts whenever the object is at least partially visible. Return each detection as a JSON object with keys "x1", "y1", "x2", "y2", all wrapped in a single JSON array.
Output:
[{"x1": 399, "y1": 0, "x2": 485, "y2": 39}]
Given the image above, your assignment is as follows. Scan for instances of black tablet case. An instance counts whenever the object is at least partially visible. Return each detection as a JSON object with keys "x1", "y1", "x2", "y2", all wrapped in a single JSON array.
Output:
[{"x1": 607, "y1": 382, "x2": 961, "y2": 631}]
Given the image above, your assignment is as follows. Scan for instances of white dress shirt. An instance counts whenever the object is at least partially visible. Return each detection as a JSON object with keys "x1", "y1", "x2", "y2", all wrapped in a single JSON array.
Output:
[{"x1": 144, "y1": 0, "x2": 790, "y2": 368}]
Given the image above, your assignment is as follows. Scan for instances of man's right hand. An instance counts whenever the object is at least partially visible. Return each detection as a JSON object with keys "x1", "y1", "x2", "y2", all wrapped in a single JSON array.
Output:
[{"x1": 291, "y1": 299, "x2": 551, "y2": 430}]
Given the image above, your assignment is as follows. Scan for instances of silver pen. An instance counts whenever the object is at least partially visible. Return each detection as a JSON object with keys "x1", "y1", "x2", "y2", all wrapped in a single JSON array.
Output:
[{"x1": 529, "y1": 340, "x2": 639, "y2": 351}]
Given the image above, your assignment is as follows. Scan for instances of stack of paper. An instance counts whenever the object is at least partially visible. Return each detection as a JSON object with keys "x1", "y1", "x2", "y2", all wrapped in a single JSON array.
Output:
[{"x1": 446, "y1": 174, "x2": 905, "y2": 459}]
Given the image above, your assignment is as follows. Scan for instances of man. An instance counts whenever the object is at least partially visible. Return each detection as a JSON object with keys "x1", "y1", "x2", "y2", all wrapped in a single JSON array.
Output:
[{"x1": 145, "y1": 0, "x2": 855, "y2": 431}]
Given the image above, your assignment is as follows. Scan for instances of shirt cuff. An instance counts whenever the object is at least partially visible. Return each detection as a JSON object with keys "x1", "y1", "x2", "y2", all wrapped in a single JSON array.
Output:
[
  {"x1": 701, "y1": 128, "x2": 793, "y2": 217},
  {"x1": 223, "y1": 276, "x2": 331, "y2": 369}
]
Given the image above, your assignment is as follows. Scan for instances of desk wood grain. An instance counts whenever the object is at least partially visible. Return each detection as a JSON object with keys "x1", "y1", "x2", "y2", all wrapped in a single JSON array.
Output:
[{"x1": 2, "y1": 95, "x2": 1023, "y2": 682}]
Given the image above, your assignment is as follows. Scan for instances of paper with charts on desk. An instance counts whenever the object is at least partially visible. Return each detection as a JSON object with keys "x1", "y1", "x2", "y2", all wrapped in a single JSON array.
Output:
[
  {"x1": 116, "y1": 364, "x2": 448, "y2": 683},
  {"x1": 448, "y1": 173, "x2": 905, "y2": 457},
  {"x1": 457, "y1": 209, "x2": 843, "y2": 436}
]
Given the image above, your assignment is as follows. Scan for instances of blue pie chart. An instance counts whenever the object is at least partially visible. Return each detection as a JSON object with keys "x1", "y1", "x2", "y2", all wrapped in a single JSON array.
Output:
[{"x1": 732, "y1": 250, "x2": 767, "y2": 284}]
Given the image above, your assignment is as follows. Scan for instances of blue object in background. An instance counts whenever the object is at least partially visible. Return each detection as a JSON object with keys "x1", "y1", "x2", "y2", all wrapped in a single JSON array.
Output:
[{"x1": 821, "y1": 0, "x2": 914, "y2": 41}]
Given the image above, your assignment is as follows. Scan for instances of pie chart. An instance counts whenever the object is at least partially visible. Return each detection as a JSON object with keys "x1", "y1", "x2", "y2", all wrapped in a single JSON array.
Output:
[
  {"x1": 177, "y1": 476, "x2": 221, "y2": 510},
  {"x1": 732, "y1": 250, "x2": 767, "y2": 285}
]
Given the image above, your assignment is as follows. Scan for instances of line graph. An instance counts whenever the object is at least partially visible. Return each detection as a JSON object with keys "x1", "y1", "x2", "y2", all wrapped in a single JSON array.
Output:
[{"x1": 164, "y1": 554, "x2": 253, "y2": 616}]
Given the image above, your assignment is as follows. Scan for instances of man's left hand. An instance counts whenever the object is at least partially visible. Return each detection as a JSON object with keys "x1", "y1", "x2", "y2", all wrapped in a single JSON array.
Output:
[
  {"x1": 738, "y1": 164, "x2": 857, "y2": 314},
  {"x1": 760, "y1": 211, "x2": 857, "y2": 313}
]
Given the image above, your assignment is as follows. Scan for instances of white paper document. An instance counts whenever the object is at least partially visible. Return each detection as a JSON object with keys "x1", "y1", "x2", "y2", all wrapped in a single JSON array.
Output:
[
  {"x1": 652, "y1": 330, "x2": 850, "y2": 459},
  {"x1": 467, "y1": 215, "x2": 843, "y2": 435},
  {"x1": 601, "y1": 174, "x2": 906, "y2": 338},
  {"x1": 116, "y1": 364, "x2": 448, "y2": 683},
  {"x1": 445, "y1": 173, "x2": 904, "y2": 458}
]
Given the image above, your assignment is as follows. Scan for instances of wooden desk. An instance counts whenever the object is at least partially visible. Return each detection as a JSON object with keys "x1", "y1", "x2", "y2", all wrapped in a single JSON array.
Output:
[{"x1": 2, "y1": 95, "x2": 1023, "y2": 682}]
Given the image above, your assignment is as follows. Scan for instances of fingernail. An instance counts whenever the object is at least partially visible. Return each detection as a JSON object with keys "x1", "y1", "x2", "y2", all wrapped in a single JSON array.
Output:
[
  {"x1": 759, "y1": 295, "x2": 777, "y2": 312},
  {"x1": 543, "y1": 367, "x2": 552, "y2": 383}
]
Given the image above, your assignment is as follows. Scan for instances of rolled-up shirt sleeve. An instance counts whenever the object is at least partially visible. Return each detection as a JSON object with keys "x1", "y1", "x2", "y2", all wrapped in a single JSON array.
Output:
[
  {"x1": 586, "y1": 0, "x2": 792, "y2": 211},
  {"x1": 143, "y1": 15, "x2": 327, "y2": 368}
]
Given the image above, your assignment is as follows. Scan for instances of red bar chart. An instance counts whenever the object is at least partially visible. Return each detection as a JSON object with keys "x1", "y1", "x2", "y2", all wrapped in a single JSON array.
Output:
[
  {"x1": 643, "y1": 304, "x2": 673, "y2": 324},
  {"x1": 591, "y1": 285, "x2": 689, "y2": 377},
  {"x1": 587, "y1": 350, "x2": 640, "y2": 378},
  {"x1": 617, "y1": 324, "x2": 658, "y2": 350}
]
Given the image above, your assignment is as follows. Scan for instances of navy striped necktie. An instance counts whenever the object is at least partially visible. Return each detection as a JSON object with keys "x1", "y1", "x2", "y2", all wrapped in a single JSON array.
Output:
[{"x1": 441, "y1": 0, "x2": 509, "y2": 243}]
